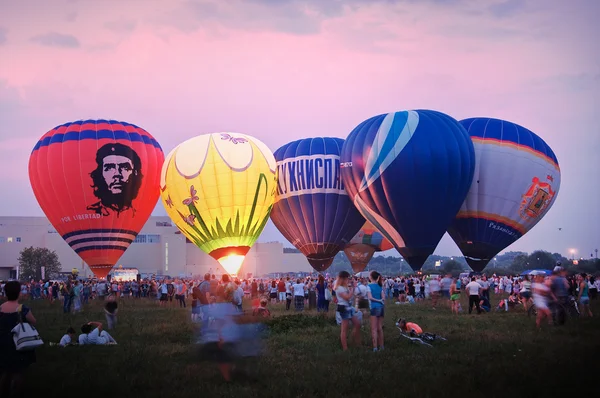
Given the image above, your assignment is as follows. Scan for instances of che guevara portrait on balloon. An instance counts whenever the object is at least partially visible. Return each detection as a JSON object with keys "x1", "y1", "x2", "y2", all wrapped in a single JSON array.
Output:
[{"x1": 87, "y1": 143, "x2": 143, "y2": 218}]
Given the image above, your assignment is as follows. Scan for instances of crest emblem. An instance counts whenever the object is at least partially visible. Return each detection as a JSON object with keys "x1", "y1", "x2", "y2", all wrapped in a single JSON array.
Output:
[
  {"x1": 519, "y1": 177, "x2": 556, "y2": 220},
  {"x1": 349, "y1": 251, "x2": 369, "y2": 260}
]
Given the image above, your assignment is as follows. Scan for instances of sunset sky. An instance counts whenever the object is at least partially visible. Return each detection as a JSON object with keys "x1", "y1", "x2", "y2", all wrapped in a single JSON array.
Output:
[{"x1": 1, "y1": 0, "x2": 598, "y2": 258}]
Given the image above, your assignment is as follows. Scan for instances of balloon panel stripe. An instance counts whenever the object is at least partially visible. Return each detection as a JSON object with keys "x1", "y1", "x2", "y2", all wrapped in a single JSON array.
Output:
[
  {"x1": 33, "y1": 131, "x2": 161, "y2": 152},
  {"x1": 62, "y1": 229, "x2": 138, "y2": 240},
  {"x1": 74, "y1": 245, "x2": 128, "y2": 253},
  {"x1": 67, "y1": 237, "x2": 134, "y2": 246}
]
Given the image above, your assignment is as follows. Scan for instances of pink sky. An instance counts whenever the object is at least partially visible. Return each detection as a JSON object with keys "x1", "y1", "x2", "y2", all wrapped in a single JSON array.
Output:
[{"x1": 0, "y1": 0, "x2": 598, "y2": 258}]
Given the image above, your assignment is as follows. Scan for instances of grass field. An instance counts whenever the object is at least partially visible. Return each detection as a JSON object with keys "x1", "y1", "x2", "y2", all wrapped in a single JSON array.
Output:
[{"x1": 19, "y1": 296, "x2": 599, "y2": 397}]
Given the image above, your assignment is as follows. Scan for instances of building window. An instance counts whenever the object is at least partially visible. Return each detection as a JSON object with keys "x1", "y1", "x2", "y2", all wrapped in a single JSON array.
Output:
[
  {"x1": 165, "y1": 242, "x2": 169, "y2": 271},
  {"x1": 147, "y1": 234, "x2": 161, "y2": 243},
  {"x1": 7, "y1": 237, "x2": 13, "y2": 243},
  {"x1": 16, "y1": 237, "x2": 21, "y2": 243},
  {"x1": 156, "y1": 221, "x2": 172, "y2": 227},
  {"x1": 134, "y1": 235, "x2": 147, "y2": 243}
]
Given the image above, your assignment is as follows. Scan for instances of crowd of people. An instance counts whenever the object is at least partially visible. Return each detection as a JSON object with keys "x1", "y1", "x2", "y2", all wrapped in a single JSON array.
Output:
[{"x1": 0, "y1": 264, "x2": 597, "y2": 389}]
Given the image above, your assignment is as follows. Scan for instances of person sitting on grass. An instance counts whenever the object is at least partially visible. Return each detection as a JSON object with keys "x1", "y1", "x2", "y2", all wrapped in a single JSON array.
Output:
[
  {"x1": 59, "y1": 327, "x2": 77, "y2": 347},
  {"x1": 79, "y1": 322, "x2": 117, "y2": 345},
  {"x1": 479, "y1": 295, "x2": 491, "y2": 312},
  {"x1": 397, "y1": 318, "x2": 422, "y2": 336},
  {"x1": 252, "y1": 299, "x2": 271, "y2": 318}
]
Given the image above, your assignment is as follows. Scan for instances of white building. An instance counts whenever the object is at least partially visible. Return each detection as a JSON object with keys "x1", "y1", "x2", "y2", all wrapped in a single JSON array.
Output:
[{"x1": 0, "y1": 216, "x2": 313, "y2": 280}]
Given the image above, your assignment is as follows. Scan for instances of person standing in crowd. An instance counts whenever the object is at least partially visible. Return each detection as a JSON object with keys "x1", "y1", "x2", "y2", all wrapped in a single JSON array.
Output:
[
  {"x1": 277, "y1": 278, "x2": 286, "y2": 303},
  {"x1": 367, "y1": 271, "x2": 385, "y2": 352},
  {"x1": 577, "y1": 274, "x2": 593, "y2": 317},
  {"x1": 0, "y1": 281, "x2": 37, "y2": 397},
  {"x1": 307, "y1": 278, "x2": 316, "y2": 310},
  {"x1": 316, "y1": 275, "x2": 327, "y2": 313},
  {"x1": 450, "y1": 278, "x2": 460, "y2": 315},
  {"x1": 429, "y1": 276, "x2": 440, "y2": 309},
  {"x1": 175, "y1": 279, "x2": 186, "y2": 308},
  {"x1": 292, "y1": 279, "x2": 305, "y2": 312},
  {"x1": 269, "y1": 281, "x2": 278, "y2": 305},
  {"x1": 465, "y1": 277, "x2": 482, "y2": 314},
  {"x1": 104, "y1": 295, "x2": 118, "y2": 330},
  {"x1": 62, "y1": 276, "x2": 73, "y2": 313},
  {"x1": 285, "y1": 277, "x2": 292, "y2": 311},
  {"x1": 589, "y1": 276, "x2": 597, "y2": 300},
  {"x1": 334, "y1": 271, "x2": 361, "y2": 351}
]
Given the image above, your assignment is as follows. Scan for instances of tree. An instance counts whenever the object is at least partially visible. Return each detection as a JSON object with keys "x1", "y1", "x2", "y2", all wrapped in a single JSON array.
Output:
[
  {"x1": 442, "y1": 260, "x2": 465, "y2": 277},
  {"x1": 18, "y1": 247, "x2": 62, "y2": 281}
]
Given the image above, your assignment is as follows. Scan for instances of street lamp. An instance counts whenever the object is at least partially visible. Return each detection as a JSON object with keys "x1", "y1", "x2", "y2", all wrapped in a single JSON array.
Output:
[{"x1": 569, "y1": 249, "x2": 576, "y2": 260}]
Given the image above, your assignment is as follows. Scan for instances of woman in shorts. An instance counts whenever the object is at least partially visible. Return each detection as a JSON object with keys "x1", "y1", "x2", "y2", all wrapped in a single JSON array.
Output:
[
  {"x1": 367, "y1": 271, "x2": 385, "y2": 352},
  {"x1": 334, "y1": 271, "x2": 360, "y2": 351},
  {"x1": 450, "y1": 278, "x2": 460, "y2": 315}
]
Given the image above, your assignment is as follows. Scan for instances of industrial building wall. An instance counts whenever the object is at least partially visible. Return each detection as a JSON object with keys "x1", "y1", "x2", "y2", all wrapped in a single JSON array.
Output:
[{"x1": 0, "y1": 216, "x2": 314, "y2": 278}]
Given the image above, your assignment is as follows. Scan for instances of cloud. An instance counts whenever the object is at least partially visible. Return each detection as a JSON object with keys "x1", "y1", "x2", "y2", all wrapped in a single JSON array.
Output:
[
  {"x1": 30, "y1": 32, "x2": 80, "y2": 48},
  {"x1": 0, "y1": 27, "x2": 6, "y2": 45},
  {"x1": 65, "y1": 11, "x2": 78, "y2": 22},
  {"x1": 488, "y1": 0, "x2": 526, "y2": 18},
  {"x1": 104, "y1": 18, "x2": 138, "y2": 34}
]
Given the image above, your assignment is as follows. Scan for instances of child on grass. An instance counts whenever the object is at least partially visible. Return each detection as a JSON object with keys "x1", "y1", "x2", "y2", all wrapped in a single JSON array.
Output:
[{"x1": 59, "y1": 327, "x2": 77, "y2": 346}]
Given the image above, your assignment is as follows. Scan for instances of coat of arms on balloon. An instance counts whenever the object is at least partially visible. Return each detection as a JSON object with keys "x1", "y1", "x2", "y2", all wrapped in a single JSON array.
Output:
[
  {"x1": 160, "y1": 133, "x2": 277, "y2": 275},
  {"x1": 519, "y1": 176, "x2": 557, "y2": 220}
]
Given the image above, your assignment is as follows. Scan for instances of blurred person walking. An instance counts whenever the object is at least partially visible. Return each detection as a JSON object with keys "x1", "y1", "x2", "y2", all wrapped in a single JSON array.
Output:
[{"x1": 577, "y1": 274, "x2": 593, "y2": 317}]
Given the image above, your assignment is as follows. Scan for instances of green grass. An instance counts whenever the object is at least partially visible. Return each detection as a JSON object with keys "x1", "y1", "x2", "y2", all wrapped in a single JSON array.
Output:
[{"x1": 18, "y1": 296, "x2": 599, "y2": 397}]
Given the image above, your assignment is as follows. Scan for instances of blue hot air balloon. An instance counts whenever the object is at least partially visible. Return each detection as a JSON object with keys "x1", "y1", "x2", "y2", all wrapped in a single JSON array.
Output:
[
  {"x1": 340, "y1": 110, "x2": 476, "y2": 271},
  {"x1": 270, "y1": 137, "x2": 365, "y2": 272},
  {"x1": 447, "y1": 118, "x2": 560, "y2": 272}
]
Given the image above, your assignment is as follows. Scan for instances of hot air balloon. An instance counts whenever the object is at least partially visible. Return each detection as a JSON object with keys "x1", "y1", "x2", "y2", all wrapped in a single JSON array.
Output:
[
  {"x1": 344, "y1": 221, "x2": 393, "y2": 273},
  {"x1": 447, "y1": 118, "x2": 560, "y2": 272},
  {"x1": 340, "y1": 110, "x2": 475, "y2": 271},
  {"x1": 28, "y1": 120, "x2": 164, "y2": 278},
  {"x1": 160, "y1": 133, "x2": 277, "y2": 275},
  {"x1": 270, "y1": 137, "x2": 365, "y2": 272}
]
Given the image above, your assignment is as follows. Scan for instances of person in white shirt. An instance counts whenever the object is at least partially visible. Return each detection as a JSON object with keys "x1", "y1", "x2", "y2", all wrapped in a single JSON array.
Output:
[
  {"x1": 59, "y1": 327, "x2": 77, "y2": 346},
  {"x1": 292, "y1": 279, "x2": 305, "y2": 311},
  {"x1": 465, "y1": 277, "x2": 482, "y2": 314},
  {"x1": 79, "y1": 321, "x2": 117, "y2": 345}
]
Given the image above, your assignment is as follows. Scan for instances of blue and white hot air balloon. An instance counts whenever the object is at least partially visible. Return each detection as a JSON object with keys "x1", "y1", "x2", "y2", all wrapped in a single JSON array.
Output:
[
  {"x1": 270, "y1": 137, "x2": 365, "y2": 272},
  {"x1": 447, "y1": 118, "x2": 561, "y2": 272},
  {"x1": 340, "y1": 110, "x2": 476, "y2": 271}
]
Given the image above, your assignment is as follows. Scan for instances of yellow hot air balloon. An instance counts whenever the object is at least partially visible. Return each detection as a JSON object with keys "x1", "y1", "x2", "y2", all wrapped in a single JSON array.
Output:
[{"x1": 160, "y1": 133, "x2": 277, "y2": 275}]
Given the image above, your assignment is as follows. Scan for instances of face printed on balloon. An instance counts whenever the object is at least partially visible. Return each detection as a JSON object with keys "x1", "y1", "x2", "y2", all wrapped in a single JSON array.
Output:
[{"x1": 87, "y1": 143, "x2": 143, "y2": 217}]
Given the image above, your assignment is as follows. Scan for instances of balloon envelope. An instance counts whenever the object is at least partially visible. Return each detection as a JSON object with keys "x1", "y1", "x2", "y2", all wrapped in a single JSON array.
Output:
[
  {"x1": 28, "y1": 120, "x2": 164, "y2": 278},
  {"x1": 340, "y1": 110, "x2": 476, "y2": 271},
  {"x1": 344, "y1": 222, "x2": 393, "y2": 273},
  {"x1": 270, "y1": 137, "x2": 365, "y2": 272},
  {"x1": 447, "y1": 118, "x2": 560, "y2": 272},
  {"x1": 160, "y1": 133, "x2": 277, "y2": 275}
]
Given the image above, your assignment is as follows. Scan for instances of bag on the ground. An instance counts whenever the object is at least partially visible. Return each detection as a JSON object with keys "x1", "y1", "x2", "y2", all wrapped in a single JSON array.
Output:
[{"x1": 11, "y1": 305, "x2": 43, "y2": 351}]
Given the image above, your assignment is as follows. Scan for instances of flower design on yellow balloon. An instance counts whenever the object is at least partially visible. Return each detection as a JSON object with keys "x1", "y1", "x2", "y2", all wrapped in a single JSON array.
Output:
[
  {"x1": 220, "y1": 133, "x2": 248, "y2": 145},
  {"x1": 165, "y1": 195, "x2": 173, "y2": 208},
  {"x1": 182, "y1": 186, "x2": 199, "y2": 206}
]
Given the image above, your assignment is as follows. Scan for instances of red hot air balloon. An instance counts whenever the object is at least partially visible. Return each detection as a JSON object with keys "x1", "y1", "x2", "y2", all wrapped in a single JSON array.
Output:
[
  {"x1": 28, "y1": 120, "x2": 164, "y2": 278},
  {"x1": 344, "y1": 222, "x2": 393, "y2": 273}
]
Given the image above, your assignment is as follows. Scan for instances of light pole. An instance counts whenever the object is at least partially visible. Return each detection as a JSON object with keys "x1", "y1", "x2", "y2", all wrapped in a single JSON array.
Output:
[{"x1": 570, "y1": 249, "x2": 576, "y2": 261}]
